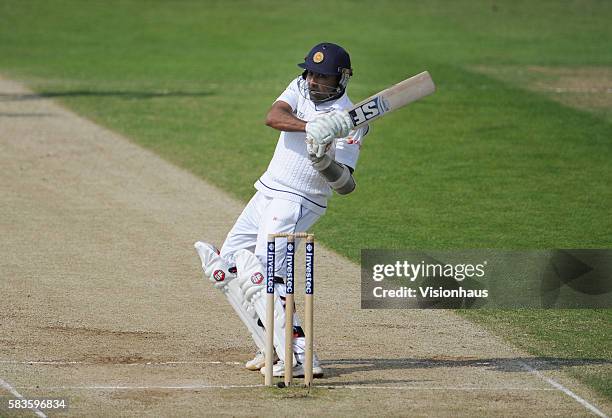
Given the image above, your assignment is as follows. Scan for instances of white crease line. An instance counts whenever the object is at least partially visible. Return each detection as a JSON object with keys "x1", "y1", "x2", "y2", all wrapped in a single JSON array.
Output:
[
  {"x1": 325, "y1": 385, "x2": 555, "y2": 391},
  {"x1": 0, "y1": 360, "x2": 242, "y2": 366},
  {"x1": 19, "y1": 385, "x2": 262, "y2": 390},
  {"x1": 519, "y1": 361, "x2": 609, "y2": 418},
  {"x1": 0, "y1": 359, "x2": 483, "y2": 366},
  {"x1": 0, "y1": 377, "x2": 47, "y2": 418},
  {"x1": 5, "y1": 358, "x2": 609, "y2": 415},
  {"x1": 15, "y1": 384, "x2": 555, "y2": 391}
]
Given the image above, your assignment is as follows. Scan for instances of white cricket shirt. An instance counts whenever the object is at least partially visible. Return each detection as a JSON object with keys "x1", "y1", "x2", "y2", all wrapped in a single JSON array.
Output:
[{"x1": 255, "y1": 77, "x2": 368, "y2": 214}]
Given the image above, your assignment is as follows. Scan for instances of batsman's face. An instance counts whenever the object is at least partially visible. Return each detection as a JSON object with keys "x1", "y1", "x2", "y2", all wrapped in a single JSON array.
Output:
[{"x1": 306, "y1": 71, "x2": 339, "y2": 101}]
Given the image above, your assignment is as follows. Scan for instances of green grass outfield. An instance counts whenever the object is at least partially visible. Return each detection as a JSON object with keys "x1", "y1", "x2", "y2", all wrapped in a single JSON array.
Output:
[{"x1": 1, "y1": 0, "x2": 610, "y2": 399}]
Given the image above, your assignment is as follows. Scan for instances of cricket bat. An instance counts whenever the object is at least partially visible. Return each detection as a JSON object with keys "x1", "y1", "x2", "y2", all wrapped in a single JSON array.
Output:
[{"x1": 347, "y1": 71, "x2": 435, "y2": 128}]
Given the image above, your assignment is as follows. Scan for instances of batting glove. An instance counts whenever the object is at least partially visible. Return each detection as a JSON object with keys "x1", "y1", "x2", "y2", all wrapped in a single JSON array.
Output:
[
  {"x1": 305, "y1": 118, "x2": 334, "y2": 145},
  {"x1": 326, "y1": 110, "x2": 353, "y2": 138}
]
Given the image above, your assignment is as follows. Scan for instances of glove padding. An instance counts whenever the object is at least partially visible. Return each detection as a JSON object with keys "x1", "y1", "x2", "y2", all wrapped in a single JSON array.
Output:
[
  {"x1": 305, "y1": 110, "x2": 353, "y2": 158},
  {"x1": 306, "y1": 138, "x2": 331, "y2": 158},
  {"x1": 326, "y1": 110, "x2": 353, "y2": 138},
  {"x1": 194, "y1": 241, "x2": 236, "y2": 289}
]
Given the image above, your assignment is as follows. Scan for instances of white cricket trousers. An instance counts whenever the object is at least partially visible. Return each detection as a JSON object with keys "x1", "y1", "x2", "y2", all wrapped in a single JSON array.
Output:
[
  {"x1": 220, "y1": 191, "x2": 321, "y2": 356},
  {"x1": 220, "y1": 191, "x2": 320, "y2": 276}
]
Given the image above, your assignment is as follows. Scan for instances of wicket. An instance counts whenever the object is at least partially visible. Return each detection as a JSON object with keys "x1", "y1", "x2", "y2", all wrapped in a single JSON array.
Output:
[{"x1": 265, "y1": 232, "x2": 315, "y2": 387}]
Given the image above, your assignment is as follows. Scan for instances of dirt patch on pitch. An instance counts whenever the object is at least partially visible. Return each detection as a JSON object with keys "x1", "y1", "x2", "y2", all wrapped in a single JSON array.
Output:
[
  {"x1": 472, "y1": 65, "x2": 612, "y2": 119},
  {"x1": 0, "y1": 75, "x2": 609, "y2": 416},
  {"x1": 39, "y1": 326, "x2": 166, "y2": 338}
]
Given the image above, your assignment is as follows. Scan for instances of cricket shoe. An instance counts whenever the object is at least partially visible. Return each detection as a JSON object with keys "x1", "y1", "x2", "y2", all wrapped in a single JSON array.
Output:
[
  {"x1": 260, "y1": 356, "x2": 324, "y2": 378},
  {"x1": 245, "y1": 349, "x2": 278, "y2": 371}
]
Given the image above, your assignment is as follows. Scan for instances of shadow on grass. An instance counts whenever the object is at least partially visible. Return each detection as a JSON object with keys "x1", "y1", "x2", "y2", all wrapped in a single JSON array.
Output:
[
  {"x1": 0, "y1": 112, "x2": 56, "y2": 117},
  {"x1": 0, "y1": 90, "x2": 214, "y2": 101},
  {"x1": 320, "y1": 356, "x2": 611, "y2": 382}
]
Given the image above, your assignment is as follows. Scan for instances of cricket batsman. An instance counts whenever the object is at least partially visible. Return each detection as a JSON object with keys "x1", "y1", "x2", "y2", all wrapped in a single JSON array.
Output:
[{"x1": 195, "y1": 42, "x2": 369, "y2": 378}]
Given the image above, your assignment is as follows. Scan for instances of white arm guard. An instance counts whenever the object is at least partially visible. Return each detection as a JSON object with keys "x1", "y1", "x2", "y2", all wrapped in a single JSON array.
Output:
[{"x1": 310, "y1": 154, "x2": 356, "y2": 195}]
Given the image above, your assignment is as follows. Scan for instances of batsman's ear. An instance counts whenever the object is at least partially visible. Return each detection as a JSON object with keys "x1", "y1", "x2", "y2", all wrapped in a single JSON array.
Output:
[{"x1": 301, "y1": 70, "x2": 308, "y2": 79}]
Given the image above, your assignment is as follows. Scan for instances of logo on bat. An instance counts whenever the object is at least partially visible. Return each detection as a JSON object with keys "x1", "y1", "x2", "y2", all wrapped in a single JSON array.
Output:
[{"x1": 349, "y1": 96, "x2": 389, "y2": 126}]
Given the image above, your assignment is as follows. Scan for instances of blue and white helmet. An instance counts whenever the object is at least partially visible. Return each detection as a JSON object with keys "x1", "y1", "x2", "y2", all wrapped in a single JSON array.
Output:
[{"x1": 297, "y1": 42, "x2": 353, "y2": 103}]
